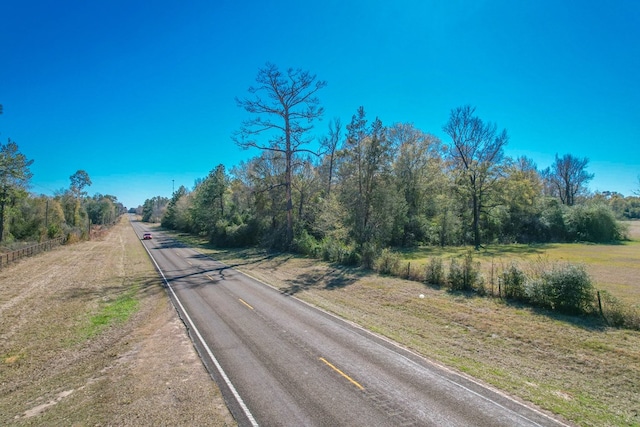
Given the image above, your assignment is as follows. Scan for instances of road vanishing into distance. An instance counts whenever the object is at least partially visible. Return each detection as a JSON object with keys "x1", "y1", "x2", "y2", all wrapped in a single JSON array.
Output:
[{"x1": 131, "y1": 218, "x2": 569, "y2": 427}]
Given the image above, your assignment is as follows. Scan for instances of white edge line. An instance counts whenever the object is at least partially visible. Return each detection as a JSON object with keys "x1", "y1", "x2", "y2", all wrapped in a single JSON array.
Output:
[{"x1": 137, "y1": 230, "x2": 259, "y2": 427}]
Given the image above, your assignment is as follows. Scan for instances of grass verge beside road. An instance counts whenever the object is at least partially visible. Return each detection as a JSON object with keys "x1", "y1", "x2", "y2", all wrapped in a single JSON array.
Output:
[
  {"x1": 166, "y1": 226, "x2": 640, "y2": 427},
  {"x1": 0, "y1": 217, "x2": 235, "y2": 426}
]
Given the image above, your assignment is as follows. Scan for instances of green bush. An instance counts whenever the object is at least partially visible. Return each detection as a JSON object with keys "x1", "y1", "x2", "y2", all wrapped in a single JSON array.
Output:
[
  {"x1": 527, "y1": 263, "x2": 594, "y2": 314},
  {"x1": 320, "y1": 238, "x2": 359, "y2": 266},
  {"x1": 360, "y1": 242, "x2": 379, "y2": 270},
  {"x1": 448, "y1": 253, "x2": 482, "y2": 292},
  {"x1": 425, "y1": 257, "x2": 445, "y2": 286},
  {"x1": 565, "y1": 204, "x2": 624, "y2": 243},
  {"x1": 500, "y1": 263, "x2": 527, "y2": 300},
  {"x1": 598, "y1": 290, "x2": 640, "y2": 330},
  {"x1": 598, "y1": 290, "x2": 626, "y2": 327},
  {"x1": 374, "y1": 248, "x2": 401, "y2": 275},
  {"x1": 292, "y1": 229, "x2": 321, "y2": 257}
]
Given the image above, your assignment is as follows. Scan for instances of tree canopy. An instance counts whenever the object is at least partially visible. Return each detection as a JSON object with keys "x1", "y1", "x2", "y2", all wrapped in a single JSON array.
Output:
[{"x1": 0, "y1": 139, "x2": 34, "y2": 242}]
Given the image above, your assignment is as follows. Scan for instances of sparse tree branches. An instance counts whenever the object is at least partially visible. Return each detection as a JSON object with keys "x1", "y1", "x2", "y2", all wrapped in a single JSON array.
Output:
[
  {"x1": 543, "y1": 154, "x2": 594, "y2": 206},
  {"x1": 443, "y1": 105, "x2": 508, "y2": 249},
  {"x1": 234, "y1": 63, "x2": 326, "y2": 247}
]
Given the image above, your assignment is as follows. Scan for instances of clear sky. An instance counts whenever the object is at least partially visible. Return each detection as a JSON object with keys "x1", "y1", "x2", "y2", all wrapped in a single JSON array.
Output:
[{"x1": 1, "y1": 0, "x2": 639, "y2": 209}]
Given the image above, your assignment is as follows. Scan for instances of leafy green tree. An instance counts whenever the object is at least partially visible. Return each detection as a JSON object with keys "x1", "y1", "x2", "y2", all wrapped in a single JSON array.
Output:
[
  {"x1": 0, "y1": 139, "x2": 34, "y2": 242},
  {"x1": 565, "y1": 203, "x2": 624, "y2": 242},
  {"x1": 338, "y1": 107, "x2": 396, "y2": 247},
  {"x1": 190, "y1": 165, "x2": 229, "y2": 237},
  {"x1": 142, "y1": 196, "x2": 168, "y2": 223},
  {"x1": 494, "y1": 156, "x2": 544, "y2": 242},
  {"x1": 162, "y1": 185, "x2": 190, "y2": 230},
  {"x1": 443, "y1": 105, "x2": 508, "y2": 249},
  {"x1": 85, "y1": 194, "x2": 121, "y2": 225},
  {"x1": 69, "y1": 170, "x2": 92, "y2": 198},
  {"x1": 389, "y1": 123, "x2": 445, "y2": 245},
  {"x1": 291, "y1": 157, "x2": 322, "y2": 233},
  {"x1": 234, "y1": 63, "x2": 326, "y2": 247}
]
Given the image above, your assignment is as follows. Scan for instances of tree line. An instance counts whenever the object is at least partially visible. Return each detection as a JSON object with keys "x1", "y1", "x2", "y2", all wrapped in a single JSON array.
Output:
[
  {"x1": 0, "y1": 136, "x2": 125, "y2": 245},
  {"x1": 145, "y1": 63, "x2": 635, "y2": 261}
]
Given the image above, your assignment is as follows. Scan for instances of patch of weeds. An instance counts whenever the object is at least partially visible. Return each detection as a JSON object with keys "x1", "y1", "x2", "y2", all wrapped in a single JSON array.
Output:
[
  {"x1": 581, "y1": 340, "x2": 612, "y2": 353},
  {"x1": 81, "y1": 289, "x2": 139, "y2": 339}
]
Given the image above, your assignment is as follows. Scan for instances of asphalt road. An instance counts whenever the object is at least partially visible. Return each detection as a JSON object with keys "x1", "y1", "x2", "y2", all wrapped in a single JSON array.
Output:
[{"x1": 132, "y1": 218, "x2": 569, "y2": 427}]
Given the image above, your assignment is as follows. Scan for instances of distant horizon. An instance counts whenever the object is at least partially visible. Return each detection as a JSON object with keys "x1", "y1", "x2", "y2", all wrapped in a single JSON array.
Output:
[{"x1": 2, "y1": 1, "x2": 638, "y2": 209}]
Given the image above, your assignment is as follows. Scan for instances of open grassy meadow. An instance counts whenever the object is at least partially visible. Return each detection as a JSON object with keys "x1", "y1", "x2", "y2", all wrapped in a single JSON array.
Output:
[
  {"x1": 165, "y1": 222, "x2": 640, "y2": 427},
  {"x1": 399, "y1": 220, "x2": 640, "y2": 307}
]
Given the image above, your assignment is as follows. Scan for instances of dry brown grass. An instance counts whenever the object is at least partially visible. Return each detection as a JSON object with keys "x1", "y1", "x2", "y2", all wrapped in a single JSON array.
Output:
[
  {"x1": 624, "y1": 220, "x2": 640, "y2": 240},
  {"x1": 0, "y1": 217, "x2": 235, "y2": 426}
]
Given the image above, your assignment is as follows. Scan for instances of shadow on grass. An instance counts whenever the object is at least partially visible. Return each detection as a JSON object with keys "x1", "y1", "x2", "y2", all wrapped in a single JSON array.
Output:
[
  {"x1": 499, "y1": 298, "x2": 609, "y2": 331},
  {"x1": 420, "y1": 283, "x2": 610, "y2": 332},
  {"x1": 57, "y1": 276, "x2": 162, "y2": 303},
  {"x1": 282, "y1": 264, "x2": 367, "y2": 296},
  {"x1": 399, "y1": 243, "x2": 558, "y2": 261}
]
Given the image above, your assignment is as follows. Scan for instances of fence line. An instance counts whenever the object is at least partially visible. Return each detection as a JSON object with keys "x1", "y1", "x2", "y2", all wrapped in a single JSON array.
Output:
[{"x1": 0, "y1": 237, "x2": 65, "y2": 269}]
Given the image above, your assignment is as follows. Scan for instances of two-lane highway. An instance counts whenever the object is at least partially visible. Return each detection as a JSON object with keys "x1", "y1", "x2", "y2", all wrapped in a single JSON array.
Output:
[{"x1": 132, "y1": 218, "x2": 569, "y2": 427}]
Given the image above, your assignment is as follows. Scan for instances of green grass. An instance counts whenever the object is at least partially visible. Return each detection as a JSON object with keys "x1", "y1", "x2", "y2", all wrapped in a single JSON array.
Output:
[{"x1": 82, "y1": 290, "x2": 139, "y2": 338}]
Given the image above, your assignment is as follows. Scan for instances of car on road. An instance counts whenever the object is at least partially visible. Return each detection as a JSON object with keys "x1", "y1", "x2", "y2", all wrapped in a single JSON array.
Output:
[{"x1": 142, "y1": 233, "x2": 152, "y2": 240}]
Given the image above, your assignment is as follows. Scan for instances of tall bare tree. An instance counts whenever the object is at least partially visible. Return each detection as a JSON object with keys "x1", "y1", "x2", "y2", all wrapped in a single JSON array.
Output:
[
  {"x1": 443, "y1": 105, "x2": 508, "y2": 249},
  {"x1": 319, "y1": 117, "x2": 342, "y2": 196},
  {"x1": 234, "y1": 63, "x2": 326, "y2": 247},
  {"x1": 543, "y1": 154, "x2": 594, "y2": 206}
]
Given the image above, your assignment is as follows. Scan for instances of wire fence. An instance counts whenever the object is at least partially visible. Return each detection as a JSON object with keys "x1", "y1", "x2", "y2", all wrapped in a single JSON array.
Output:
[{"x1": 0, "y1": 237, "x2": 65, "y2": 269}]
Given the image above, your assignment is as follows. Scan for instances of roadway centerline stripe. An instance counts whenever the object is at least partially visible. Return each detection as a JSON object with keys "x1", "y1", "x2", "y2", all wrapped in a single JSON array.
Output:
[
  {"x1": 239, "y1": 298, "x2": 254, "y2": 310},
  {"x1": 206, "y1": 275, "x2": 215, "y2": 281},
  {"x1": 319, "y1": 357, "x2": 364, "y2": 390}
]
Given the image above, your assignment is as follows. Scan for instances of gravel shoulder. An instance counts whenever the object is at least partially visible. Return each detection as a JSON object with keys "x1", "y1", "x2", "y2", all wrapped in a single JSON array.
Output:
[{"x1": 0, "y1": 217, "x2": 236, "y2": 426}]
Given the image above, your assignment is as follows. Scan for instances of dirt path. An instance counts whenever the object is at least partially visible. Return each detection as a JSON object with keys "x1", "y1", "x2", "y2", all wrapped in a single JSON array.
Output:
[{"x1": 0, "y1": 217, "x2": 235, "y2": 426}]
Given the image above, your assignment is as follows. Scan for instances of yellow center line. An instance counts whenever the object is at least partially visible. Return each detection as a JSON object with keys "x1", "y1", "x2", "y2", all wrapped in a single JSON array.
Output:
[
  {"x1": 319, "y1": 357, "x2": 365, "y2": 390},
  {"x1": 238, "y1": 298, "x2": 254, "y2": 310}
]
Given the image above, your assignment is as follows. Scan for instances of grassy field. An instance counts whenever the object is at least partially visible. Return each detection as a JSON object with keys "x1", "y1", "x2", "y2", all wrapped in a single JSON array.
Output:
[
  {"x1": 399, "y1": 220, "x2": 640, "y2": 307},
  {"x1": 164, "y1": 222, "x2": 640, "y2": 427}
]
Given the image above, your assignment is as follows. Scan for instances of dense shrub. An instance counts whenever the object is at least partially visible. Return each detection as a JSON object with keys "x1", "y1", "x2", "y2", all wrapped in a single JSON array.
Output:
[
  {"x1": 448, "y1": 253, "x2": 482, "y2": 292},
  {"x1": 425, "y1": 257, "x2": 445, "y2": 286},
  {"x1": 598, "y1": 290, "x2": 640, "y2": 330},
  {"x1": 539, "y1": 198, "x2": 567, "y2": 242},
  {"x1": 527, "y1": 264, "x2": 594, "y2": 314},
  {"x1": 374, "y1": 248, "x2": 402, "y2": 275},
  {"x1": 360, "y1": 243, "x2": 379, "y2": 270},
  {"x1": 213, "y1": 219, "x2": 261, "y2": 247},
  {"x1": 565, "y1": 204, "x2": 624, "y2": 243},
  {"x1": 320, "y1": 238, "x2": 360, "y2": 266},
  {"x1": 292, "y1": 229, "x2": 321, "y2": 257},
  {"x1": 500, "y1": 263, "x2": 527, "y2": 300}
]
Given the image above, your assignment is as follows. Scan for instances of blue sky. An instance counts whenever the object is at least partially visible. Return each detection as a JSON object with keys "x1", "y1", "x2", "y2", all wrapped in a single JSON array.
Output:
[{"x1": 1, "y1": 0, "x2": 639, "y2": 209}]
